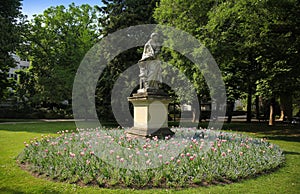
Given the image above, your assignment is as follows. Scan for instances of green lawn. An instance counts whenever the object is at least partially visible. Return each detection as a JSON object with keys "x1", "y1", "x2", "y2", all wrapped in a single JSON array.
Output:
[{"x1": 0, "y1": 121, "x2": 299, "y2": 193}]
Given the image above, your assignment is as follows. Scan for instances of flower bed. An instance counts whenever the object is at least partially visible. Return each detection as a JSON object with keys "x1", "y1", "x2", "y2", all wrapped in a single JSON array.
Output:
[{"x1": 17, "y1": 127, "x2": 285, "y2": 188}]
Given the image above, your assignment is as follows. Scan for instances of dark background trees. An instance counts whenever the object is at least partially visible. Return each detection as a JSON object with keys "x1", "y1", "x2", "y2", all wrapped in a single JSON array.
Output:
[
  {"x1": 95, "y1": 0, "x2": 160, "y2": 122},
  {"x1": 0, "y1": 0, "x2": 24, "y2": 101}
]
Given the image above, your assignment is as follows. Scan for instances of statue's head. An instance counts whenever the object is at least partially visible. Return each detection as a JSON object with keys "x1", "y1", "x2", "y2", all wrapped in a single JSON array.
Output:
[{"x1": 151, "y1": 33, "x2": 159, "y2": 40}]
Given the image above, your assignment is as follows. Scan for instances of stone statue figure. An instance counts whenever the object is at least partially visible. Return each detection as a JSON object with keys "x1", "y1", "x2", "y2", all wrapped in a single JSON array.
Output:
[{"x1": 138, "y1": 33, "x2": 162, "y2": 92}]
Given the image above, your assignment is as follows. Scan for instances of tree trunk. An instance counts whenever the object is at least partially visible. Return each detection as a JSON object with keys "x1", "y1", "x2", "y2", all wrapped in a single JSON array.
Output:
[
  {"x1": 192, "y1": 95, "x2": 201, "y2": 123},
  {"x1": 279, "y1": 94, "x2": 293, "y2": 121},
  {"x1": 173, "y1": 103, "x2": 176, "y2": 122},
  {"x1": 246, "y1": 87, "x2": 252, "y2": 123},
  {"x1": 269, "y1": 98, "x2": 276, "y2": 126},
  {"x1": 192, "y1": 107, "x2": 197, "y2": 122},
  {"x1": 255, "y1": 95, "x2": 260, "y2": 120},
  {"x1": 227, "y1": 101, "x2": 234, "y2": 123}
]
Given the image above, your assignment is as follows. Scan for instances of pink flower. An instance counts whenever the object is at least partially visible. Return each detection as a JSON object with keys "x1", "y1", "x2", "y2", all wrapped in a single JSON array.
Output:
[
  {"x1": 86, "y1": 160, "x2": 90, "y2": 165},
  {"x1": 177, "y1": 159, "x2": 181, "y2": 164},
  {"x1": 80, "y1": 151, "x2": 85, "y2": 156},
  {"x1": 165, "y1": 161, "x2": 170, "y2": 165},
  {"x1": 120, "y1": 158, "x2": 125, "y2": 163},
  {"x1": 170, "y1": 157, "x2": 175, "y2": 161},
  {"x1": 110, "y1": 150, "x2": 114, "y2": 154},
  {"x1": 221, "y1": 152, "x2": 226, "y2": 157},
  {"x1": 90, "y1": 151, "x2": 94, "y2": 155},
  {"x1": 146, "y1": 159, "x2": 151, "y2": 165},
  {"x1": 70, "y1": 152, "x2": 75, "y2": 158},
  {"x1": 44, "y1": 149, "x2": 48, "y2": 153},
  {"x1": 181, "y1": 153, "x2": 185, "y2": 158},
  {"x1": 239, "y1": 152, "x2": 243, "y2": 156},
  {"x1": 186, "y1": 153, "x2": 191, "y2": 157},
  {"x1": 189, "y1": 156, "x2": 194, "y2": 161}
]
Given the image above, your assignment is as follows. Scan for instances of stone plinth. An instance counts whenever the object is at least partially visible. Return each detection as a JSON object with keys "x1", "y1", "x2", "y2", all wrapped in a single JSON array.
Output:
[{"x1": 126, "y1": 91, "x2": 174, "y2": 138}]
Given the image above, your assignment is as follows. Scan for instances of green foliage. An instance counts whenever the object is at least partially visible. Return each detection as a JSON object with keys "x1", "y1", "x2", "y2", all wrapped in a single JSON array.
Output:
[
  {"x1": 19, "y1": 3, "x2": 100, "y2": 107},
  {"x1": 155, "y1": 0, "x2": 300, "y2": 122},
  {"x1": 0, "y1": 0, "x2": 24, "y2": 100},
  {"x1": 255, "y1": 0, "x2": 300, "y2": 98},
  {"x1": 154, "y1": 0, "x2": 218, "y2": 105}
]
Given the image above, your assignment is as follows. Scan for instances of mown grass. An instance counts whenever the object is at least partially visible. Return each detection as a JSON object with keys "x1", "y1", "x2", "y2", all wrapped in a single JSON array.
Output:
[{"x1": 0, "y1": 120, "x2": 299, "y2": 193}]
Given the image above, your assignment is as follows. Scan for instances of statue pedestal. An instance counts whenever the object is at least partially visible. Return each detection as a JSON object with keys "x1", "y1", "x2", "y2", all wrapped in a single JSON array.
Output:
[{"x1": 126, "y1": 91, "x2": 174, "y2": 138}]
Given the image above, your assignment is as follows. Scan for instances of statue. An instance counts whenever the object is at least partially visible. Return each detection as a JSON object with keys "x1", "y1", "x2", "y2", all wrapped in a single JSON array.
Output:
[{"x1": 138, "y1": 33, "x2": 162, "y2": 92}]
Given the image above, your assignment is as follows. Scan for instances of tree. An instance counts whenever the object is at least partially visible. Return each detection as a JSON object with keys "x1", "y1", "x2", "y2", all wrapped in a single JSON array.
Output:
[
  {"x1": 19, "y1": 4, "x2": 100, "y2": 110},
  {"x1": 155, "y1": 0, "x2": 300, "y2": 125},
  {"x1": 205, "y1": 0, "x2": 300, "y2": 125},
  {"x1": 205, "y1": 0, "x2": 272, "y2": 123},
  {"x1": 95, "y1": 0, "x2": 160, "y2": 122},
  {"x1": 255, "y1": 0, "x2": 300, "y2": 125},
  {"x1": 154, "y1": 0, "x2": 224, "y2": 123},
  {"x1": 0, "y1": 0, "x2": 23, "y2": 101}
]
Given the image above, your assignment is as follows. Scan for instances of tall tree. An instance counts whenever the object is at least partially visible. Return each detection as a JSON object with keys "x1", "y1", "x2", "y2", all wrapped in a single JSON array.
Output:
[
  {"x1": 255, "y1": 0, "x2": 300, "y2": 124},
  {"x1": 95, "y1": 0, "x2": 160, "y2": 121},
  {"x1": 19, "y1": 4, "x2": 100, "y2": 109},
  {"x1": 154, "y1": 0, "x2": 223, "y2": 123},
  {"x1": 0, "y1": 0, "x2": 23, "y2": 100},
  {"x1": 206, "y1": 0, "x2": 300, "y2": 125},
  {"x1": 205, "y1": 0, "x2": 269, "y2": 123}
]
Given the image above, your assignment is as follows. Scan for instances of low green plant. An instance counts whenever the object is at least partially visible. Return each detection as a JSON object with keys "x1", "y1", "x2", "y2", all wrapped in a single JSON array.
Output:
[{"x1": 17, "y1": 127, "x2": 285, "y2": 188}]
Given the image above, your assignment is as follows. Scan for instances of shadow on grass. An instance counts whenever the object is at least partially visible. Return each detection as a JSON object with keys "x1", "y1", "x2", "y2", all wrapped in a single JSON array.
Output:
[
  {"x1": 283, "y1": 151, "x2": 300, "y2": 156},
  {"x1": 0, "y1": 187, "x2": 25, "y2": 194},
  {"x1": 220, "y1": 122, "x2": 300, "y2": 143},
  {"x1": 0, "y1": 187, "x2": 63, "y2": 194},
  {"x1": 0, "y1": 120, "x2": 299, "y2": 143},
  {"x1": 0, "y1": 121, "x2": 76, "y2": 134},
  {"x1": 0, "y1": 120, "x2": 120, "y2": 134}
]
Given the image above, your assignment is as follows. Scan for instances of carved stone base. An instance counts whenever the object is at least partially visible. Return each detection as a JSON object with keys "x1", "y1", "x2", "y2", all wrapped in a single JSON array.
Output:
[{"x1": 126, "y1": 91, "x2": 174, "y2": 138}]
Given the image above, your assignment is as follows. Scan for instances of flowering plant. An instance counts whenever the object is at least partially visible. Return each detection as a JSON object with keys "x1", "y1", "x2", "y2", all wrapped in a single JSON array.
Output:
[{"x1": 17, "y1": 127, "x2": 284, "y2": 188}]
